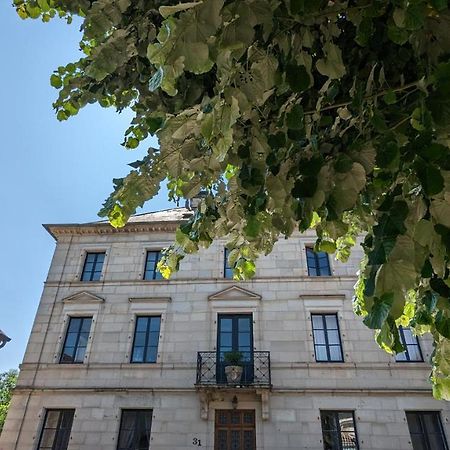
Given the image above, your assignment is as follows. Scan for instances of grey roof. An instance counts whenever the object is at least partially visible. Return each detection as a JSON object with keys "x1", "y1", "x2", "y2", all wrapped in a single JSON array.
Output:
[
  {"x1": 43, "y1": 207, "x2": 194, "y2": 239},
  {"x1": 92, "y1": 207, "x2": 193, "y2": 225}
]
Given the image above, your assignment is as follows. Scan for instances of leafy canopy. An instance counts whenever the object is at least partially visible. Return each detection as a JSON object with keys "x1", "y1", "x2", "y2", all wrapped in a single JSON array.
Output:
[
  {"x1": 15, "y1": 0, "x2": 450, "y2": 398},
  {"x1": 0, "y1": 369, "x2": 18, "y2": 433}
]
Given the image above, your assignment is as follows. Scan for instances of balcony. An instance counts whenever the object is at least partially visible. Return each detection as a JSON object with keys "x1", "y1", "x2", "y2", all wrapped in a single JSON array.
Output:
[{"x1": 195, "y1": 351, "x2": 271, "y2": 388}]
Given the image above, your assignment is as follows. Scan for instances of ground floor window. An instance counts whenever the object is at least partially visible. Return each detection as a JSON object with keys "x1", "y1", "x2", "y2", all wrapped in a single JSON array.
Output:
[
  {"x1": 37, "y1": 409, "x2": 74, "y2": 450},
  {"x1": 406, "y1": 411, "x2": 449, "y2": 450},
  {"x1": 320, "y1": 410, "x2": 359, "y2": 450},
  {"x1": 215, "y1": 409, "x2": 256, "y2": 450},
  {"x1": 117, "y1": 409, "x2": 153, "y2": 450}
]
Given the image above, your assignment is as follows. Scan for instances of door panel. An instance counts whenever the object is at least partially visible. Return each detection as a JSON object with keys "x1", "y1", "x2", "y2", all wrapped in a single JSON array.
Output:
[
  {"x1": 215, "y1": 410, "x2": 256, "y2": 450},
  {"x1": 217, "y1": 314, "x2": 254, "y2": 384}
]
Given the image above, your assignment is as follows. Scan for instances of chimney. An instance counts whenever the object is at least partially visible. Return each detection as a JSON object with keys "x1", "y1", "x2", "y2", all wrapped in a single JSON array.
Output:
[
  {"x1": 0, "y1": 329, "x2": 11, "y2": 349},
  {"x1": 185, "y1": 190, "x2": 207, "y2": 211}
]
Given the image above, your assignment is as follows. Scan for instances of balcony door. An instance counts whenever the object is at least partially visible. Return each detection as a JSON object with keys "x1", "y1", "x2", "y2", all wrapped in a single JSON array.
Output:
[
  {"x1": 217, "y1": 314, "x2": 253, "y2": 384},
  {"x1": 215, "y1": 410, "x2": 256, "y2": 450}
]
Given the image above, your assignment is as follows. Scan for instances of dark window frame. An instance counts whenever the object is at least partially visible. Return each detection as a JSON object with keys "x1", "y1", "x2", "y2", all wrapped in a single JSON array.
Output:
[
  {"x1": 131, "y1": 316, "x2": 161, "y2": 364},
  {"x1": 406, "y1": 411, "x2": 449, "y2": 450},
  {"x1": 396, "y1": 326, "x2": 424, "y2": 362},
  {"x1": 143, "y1": 250, "x2": 163, "y2": 280},
  {"x1": 320, "y1": 410, "x2": 359, "y2": 450},
  {"x1": 311, "y1": 313, "x2": 344, "y2": 363},
  {"x1": 117, "y1": 409, "x2": 153, "y2": 450},
  {"x1": 217, "y1": 313, "x2": 254, "y2": 353},
  {"x1": 216, "y1": 313, "x2": 254, "y2": 384},
  {"x1": 37, "y1": 409, "x2": 75, "y2": 450},
  {"x1": 224, "y1": 248, "x2": 234, "y2": 279},
  {"x1": 59, "y1": 316, "x2": 92, "y2": 364},
  {"x1": 81, "y1": 251, "x2": 105, "y2": 282},
  {"x1": 306, "y1": 246, "x2": 332, "y2": 276}
]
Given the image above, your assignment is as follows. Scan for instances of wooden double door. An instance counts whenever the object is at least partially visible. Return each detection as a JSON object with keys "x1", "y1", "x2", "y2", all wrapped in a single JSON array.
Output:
[{"x1": 214, "y1": 410, "x2": 256, "y2": 450}]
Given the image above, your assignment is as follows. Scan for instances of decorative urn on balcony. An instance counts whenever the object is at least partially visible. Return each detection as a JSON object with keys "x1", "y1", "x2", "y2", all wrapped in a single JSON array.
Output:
[{"x1": 224, "y1": 351, "x2": 244, "y2": 384}]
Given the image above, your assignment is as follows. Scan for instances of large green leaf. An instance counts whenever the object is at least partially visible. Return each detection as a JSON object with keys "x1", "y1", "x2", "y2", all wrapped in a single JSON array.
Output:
[
  {"x1": 316, "y1": 42, "x2": 346, "y2": 79},
  {"x1": 331, "y1": 163, "x2": 366, "y2": 212},
  {"x1": 417, "y1": 165, "x2": 444, "y2": 196},
  {"x1": 431, "y1": 197, "x2": 450, "y2": 228},
  {"x1": 436, "y1": 311, "x2": 450, "y2": 339},
  {"x1": 363, "y1": 293, "x2": 394, "y2": 329},
  {"x1": 286, "y1": 104, "x2": 304, "y2": 130},
  {"x1": 159, "y1": 2, "x2": 202, "y2": 18},
  {"x1": 374, "y1": 260, "x2": 417, "y2": 317},
  {"x1": 285, "y1": 64, "x2": 311, "y2": 92}
]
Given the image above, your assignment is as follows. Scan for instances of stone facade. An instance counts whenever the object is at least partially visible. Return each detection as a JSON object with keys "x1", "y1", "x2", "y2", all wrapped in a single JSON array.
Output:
[{"x1": 1, "y1": 208, "x2": 449, "y2": 450}]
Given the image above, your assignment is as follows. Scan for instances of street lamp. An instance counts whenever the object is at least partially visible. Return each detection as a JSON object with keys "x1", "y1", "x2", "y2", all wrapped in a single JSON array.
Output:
[{"x1": 0, "y1": 329, "x2": 11, "y2": 349}]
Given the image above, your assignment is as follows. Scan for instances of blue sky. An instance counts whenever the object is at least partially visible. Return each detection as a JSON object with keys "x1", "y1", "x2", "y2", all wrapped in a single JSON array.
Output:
[{"x1": 0, "y1": 4, "x2": 172, "y2": 372}]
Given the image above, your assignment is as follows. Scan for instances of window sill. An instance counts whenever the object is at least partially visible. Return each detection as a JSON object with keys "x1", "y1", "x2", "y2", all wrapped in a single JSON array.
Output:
[
  {"x1": 392, "y1": 360, "x2": 426, "y2": 365},
  {"x1": 57, "y1": 362, "x2": 87, "y2": 366},
  {"x1": 74, "y1": 280, "x2": 103, "y2": 284}
]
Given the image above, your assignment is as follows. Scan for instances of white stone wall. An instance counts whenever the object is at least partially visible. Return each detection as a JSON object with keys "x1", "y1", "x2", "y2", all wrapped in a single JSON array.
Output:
[{"x1": 1, "y1": 226, "x2": 449, "y2": 449}]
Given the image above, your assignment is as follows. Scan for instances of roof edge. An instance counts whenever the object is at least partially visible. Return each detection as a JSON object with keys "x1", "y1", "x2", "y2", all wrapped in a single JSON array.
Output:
[{"x1": 43, "y1": 220, "x2": 183, "y2": 241}]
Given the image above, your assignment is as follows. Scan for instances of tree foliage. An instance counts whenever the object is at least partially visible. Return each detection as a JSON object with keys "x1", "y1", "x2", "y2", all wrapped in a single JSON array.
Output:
[
  {"x1": 14, "y1": 0, "x2": 450, "y2": 397},
  {"x1": 0, "y1": 370, "x2": 18, "y2": 434}
]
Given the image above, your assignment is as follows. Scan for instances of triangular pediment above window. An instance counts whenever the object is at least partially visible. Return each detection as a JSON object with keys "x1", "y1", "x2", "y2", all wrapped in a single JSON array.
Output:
[
  {"x1": 208, "y1": 285, "x2": 261, "y2": 301},
  {"x1": 61, "y1": 291, "x2": 105, "y2": 304}
]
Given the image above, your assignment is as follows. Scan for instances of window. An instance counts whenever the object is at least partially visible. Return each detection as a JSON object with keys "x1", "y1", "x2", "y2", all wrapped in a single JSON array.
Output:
[
  {"x1": 144, "y1": 251, "x2": 163, "y2": 280},
  {"x1": 131, "y1": 316, "x2": 161, "y2": 363},
  {"x1": 117, "y1": 409, "x2": 152, "y2": 450},
  {"x1": 37, "y1": 409, "x2": 74, "y2": 450},
  {"x1": 311, "y1": 314, "x2": 343, "y2": 362},
  {"x1": 60, "y1": 317, "x2": 92, "y2": 363},
  {"x1": 406, "y1": 411, "x2": 448, "y2": 450},
  {"x1": 224, "y1": 248, "x2": 234, "y2": 279},
  {"x1": 396, "y1": 326, "x2": 423, "y2": 362},
  {"x1": 217, "y1": 314, "x2": 254, "y2": 384},
  {"x1": 320, "y1": 411, "x2": 359, "y2": 450},
  {"x1": 306, "y1": 246, "x2": 331, "y2": 276},
  {"x1": 81, "y1": 251, "x2": 105, "y2": 281}
]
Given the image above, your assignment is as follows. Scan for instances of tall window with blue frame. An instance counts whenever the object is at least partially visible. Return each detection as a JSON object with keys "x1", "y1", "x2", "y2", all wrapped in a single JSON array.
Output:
[
  {"x1": 306, "y1": 246, "x2": 331, "y2": 276},
  {"x1": 60, "y1": 317, "x2": 92, "y2": 363},
  {"x1": 311, "y1": 313, "x2": 344, "y2": 362},
  {"x1": 81, "y1": 252, "x2": 105, "y2": 281},
  {"x1": 144, "y1": 250, "x2": 163, "y2": 280},
  {"x1": 396, "y1": 326, "x2": 423, "y2": 362},
  {"x1": 131, "y1": 316, "x2": 161, "y2": 363},
  {"x1": 224, "y1": 248, "x2": 234, "y2": 279}
]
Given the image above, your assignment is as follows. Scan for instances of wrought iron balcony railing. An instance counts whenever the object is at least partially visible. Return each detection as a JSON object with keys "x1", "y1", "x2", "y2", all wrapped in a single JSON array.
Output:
[{"x1": 195, "y1": 351, "x2": 271, "y2": 387}]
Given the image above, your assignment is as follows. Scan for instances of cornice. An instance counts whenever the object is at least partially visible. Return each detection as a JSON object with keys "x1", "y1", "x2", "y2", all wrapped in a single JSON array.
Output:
[{"x1": 43, "y1": 221, "x2": 181, "y2": 241}]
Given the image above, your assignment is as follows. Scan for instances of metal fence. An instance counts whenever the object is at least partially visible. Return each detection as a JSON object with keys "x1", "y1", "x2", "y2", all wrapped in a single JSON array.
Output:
[{"x1": 195, "y1": 351, "x2": 271, "y2": 387}]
